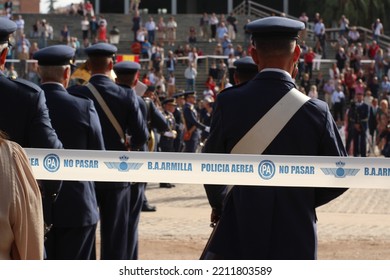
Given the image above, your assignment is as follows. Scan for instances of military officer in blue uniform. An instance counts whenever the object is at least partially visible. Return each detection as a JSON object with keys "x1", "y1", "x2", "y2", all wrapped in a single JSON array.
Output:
[
  {"x1": 233, "y1": 56, "x2": 258, "y2": 84},
  {"x1": 68, "y1": 43, "x2": 149, "y2": 260},
  {"x1": 350, "y1": 92, "x2": 369, "y2": 157},
  {"x1": 160, "y1": 98, "x2": 177, "y2": 153},
  {"x1": 0, "y1": 17, "x2": 63, "y2": 235},
  {"x1": 33, "y1": 45, "x2": 105, "y2": 259},
  {"x1": 182, "y1": 91, "x2": 210, "y2": 153},
  {"x1": 113, "y1": 61, "x2": 168, "y2": 259},
  {"x1": 203, "y1": 17, "x2": 347, "y2": 260},
  {"x1": 173, "y1": 91, "x2": 186, "y2": 152}
]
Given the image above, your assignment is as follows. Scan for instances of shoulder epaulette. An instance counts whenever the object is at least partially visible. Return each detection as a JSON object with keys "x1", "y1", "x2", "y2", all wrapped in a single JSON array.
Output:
[
  {"x1": 220, "y1": 82, "x2": 247, "y2": 94},
  {"x1": 69, "y1": 90, "x2": 91, "y2": 101},
  {"x1": 11, "y1": 77, "x2": 42, "y2": 92}
]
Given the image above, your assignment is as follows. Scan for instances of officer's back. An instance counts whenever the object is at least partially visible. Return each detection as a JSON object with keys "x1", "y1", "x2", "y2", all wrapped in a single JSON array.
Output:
[
  {"x1": 0, "y1": 18, "x2": 62, "y2": 231},
  {"x1": 0, "y1": 18, "x2": 62, "y2": 149},
  {"x1": 33, "y1": 45, "x2": 105, "y2": 260},
  {"x1": 68, "y1": 43, "x2": 148, "y2": 151}
]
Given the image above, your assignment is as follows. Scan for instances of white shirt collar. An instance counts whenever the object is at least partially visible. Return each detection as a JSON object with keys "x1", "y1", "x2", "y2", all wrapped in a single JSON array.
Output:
[
  {"x1": 260, "y1": 68, "x2": 292, "y2": 78},
  {"x1": 41, "y1": 82, "x2": 66, "y2": 89}
]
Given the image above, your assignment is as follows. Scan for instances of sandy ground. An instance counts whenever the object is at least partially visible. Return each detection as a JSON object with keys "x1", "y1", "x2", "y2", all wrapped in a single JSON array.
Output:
[{"x1": 129, "y1": 184, "x2": 390, "y2": 260}]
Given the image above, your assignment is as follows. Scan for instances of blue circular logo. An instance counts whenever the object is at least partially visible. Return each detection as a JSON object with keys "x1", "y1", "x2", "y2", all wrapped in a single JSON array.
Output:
[
  {"x1": 336, "y1": 167, "x2": 345, "y2": 177},
  {"x1": 43, "y1": 154, "x2": 60, "y2": 172},
  {"x1": 258, "y1": 160, "x2": 275, "y2": 180},
  {"x1": 119, "y1": 161, "x2": 128, "y2": 171}
]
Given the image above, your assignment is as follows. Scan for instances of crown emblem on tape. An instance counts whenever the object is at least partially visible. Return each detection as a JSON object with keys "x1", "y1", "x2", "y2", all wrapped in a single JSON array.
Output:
[
  {"x1": 119, "y1": 155, "x2": 129, "y2": 161},
  {"x1": 335, "y1": 161, "x2": 345, "y2": 167}
]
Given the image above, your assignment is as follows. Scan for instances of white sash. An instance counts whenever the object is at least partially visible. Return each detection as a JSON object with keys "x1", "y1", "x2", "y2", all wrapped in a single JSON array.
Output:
[{"x1": 231, "y1": 88, "x2": 310, "y2": 154}]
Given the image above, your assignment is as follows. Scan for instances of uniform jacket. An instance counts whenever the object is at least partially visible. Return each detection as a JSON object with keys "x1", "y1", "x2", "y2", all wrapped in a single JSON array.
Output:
[
  {"x1": 41, "y1": 83, "x2": 104, "y2": 227},
  {"x1": 0, "y1": 73, "x2": 63, "y2": 224},
  {"x1": 183, "y1": 102, "x2": 206, "y2": 138},
  {"x1": 0, "y1": 74, "x2": 62, "y2": 149},
  {"x1": 68, "y1": 75, "x2": 148, "y2": 151},
  {"x1": 68, "y1": 74, "x2": 148, "y2": 189},
  {"x1": 204, "y1": 70, "x2": 347, "y2": 260}
]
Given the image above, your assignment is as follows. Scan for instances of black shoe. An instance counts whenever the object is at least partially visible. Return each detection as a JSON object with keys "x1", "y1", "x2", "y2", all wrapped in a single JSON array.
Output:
[
  {"x1": 142, "y1": 203, "x2": 156, "y2": 212},
  {"x1": 160, "y1": 183, "x2": 172, "y2": 188}
]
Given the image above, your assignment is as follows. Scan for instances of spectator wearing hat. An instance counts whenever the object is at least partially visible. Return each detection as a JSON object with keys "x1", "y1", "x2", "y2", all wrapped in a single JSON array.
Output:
[
  {"x1": 202, "y1": 16, "x2": 347, "y2": 260},
  {"x1": 68, "y1": 43, "x2": 148, "y2": 260},
  {"x1": 33, "y1": 45, "x2": 104, "y2": 260}
]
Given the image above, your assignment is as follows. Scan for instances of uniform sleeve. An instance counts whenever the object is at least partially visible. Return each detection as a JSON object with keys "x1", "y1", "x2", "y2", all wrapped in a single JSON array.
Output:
[
  {"x1": 126, "y1": 89, "x2": 149, "y2": 149},
  {"x1": 30, "y1": 89, "x2": 63, "y2": 218},
  {"x1": 203, "y1": 97, "x2": 228, "y2": 212},
  {"x1": 150, "y1": 102, "x2": 169, "y2": 132},
  {"x1": 203, "y1": 98, "x2": 226, "y2": 154},
  {"x1": 9, "y1": 141, "x2": 44, "y2": 260},
  {"x1": 29, "y1": 89, "x2": 63, "y2": 149},
  {"x1": 183, "y1": 105, "x2": 207, "y2": 131},
  {"x1": 87, "y1": 100, "x2": 105, "y2": 150}
]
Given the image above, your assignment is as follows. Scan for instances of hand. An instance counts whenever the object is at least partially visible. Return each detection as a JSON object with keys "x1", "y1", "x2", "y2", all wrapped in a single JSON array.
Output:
[
  {"x1": 205, "y1": 126, "x2": 210, "y2": 133},
  {"x1": 172, "y1": 130, "x2": 177, "y2": 139},
  {"x1": 163, "y1": 131, "x2": 175, "y2": 138},
  {"x1": 210, "y1": 208, "x2": 220, "y2": 226},
  {"x1": 354, "y1": 123, "x2": 361, "y2": 132}
]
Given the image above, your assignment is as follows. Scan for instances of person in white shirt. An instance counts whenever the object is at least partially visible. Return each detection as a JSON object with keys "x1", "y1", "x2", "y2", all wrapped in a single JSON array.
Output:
[
  {"x1": 166, "y1": 16, "x2": 177, "y2": 46},
  {"x1": 145, "y1": 16, "x2": 156, "y2": 44},
  {"x1": 314, "y1": 18, "x2": 326, "y2": 58},
  {"x1": 372, "y1": 18, "x2": 384, "y2": 42},
  {"x1": 332, "y1": 84, "x2": 346, "y2": 127},
  {"x1": 209, "y1": 13, "x2": 219, "y2": 42},
  {"x1": 184, "y1": 62, "x2": 197, "y2": 91},
  {"x1": 347, "y1": 26, "x2": 360, "y2": 44},
  {"x1": 14, "y1": 15, "x2": 24, "y2": 40},
  {"x1": 81, "y1": 16, "x2": 90, "y2": 40}
]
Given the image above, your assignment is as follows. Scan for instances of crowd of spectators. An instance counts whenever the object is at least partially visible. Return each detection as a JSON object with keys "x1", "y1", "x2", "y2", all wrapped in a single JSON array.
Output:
[
  {"x1": 295, "y1": 12, "x2": 389, "y2": 157},
  {"x1": 3, "y1": 7, "x2": 390, "y2": 157}
]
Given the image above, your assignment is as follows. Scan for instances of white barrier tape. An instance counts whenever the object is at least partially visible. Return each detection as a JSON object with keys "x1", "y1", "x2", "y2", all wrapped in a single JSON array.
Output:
[{"x1": 25, "y1": 149, "x2": 390, "y2": 189}]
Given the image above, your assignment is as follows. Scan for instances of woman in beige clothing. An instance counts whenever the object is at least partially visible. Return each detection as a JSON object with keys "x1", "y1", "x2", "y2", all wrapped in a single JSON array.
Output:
[{"x1": 0, "y1": 132, "x2": 44, "y2": 260}]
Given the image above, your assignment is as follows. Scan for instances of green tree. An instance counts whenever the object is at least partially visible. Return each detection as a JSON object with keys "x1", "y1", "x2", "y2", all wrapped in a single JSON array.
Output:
[{"x1": 296, "y1": 0, "x2": 390, "y2": 33}]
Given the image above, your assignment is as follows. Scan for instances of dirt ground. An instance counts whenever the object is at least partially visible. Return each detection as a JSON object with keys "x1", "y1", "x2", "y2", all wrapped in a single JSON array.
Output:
[
  {"x1": 138, "y1": 238, "x2": 390, "y2": 260},
  {"x1": 133, "y1": 186, "x2": 390, "y2": 260},
  {"x1": 96, "y1": 185, "x2": 390, "y2": 260}
]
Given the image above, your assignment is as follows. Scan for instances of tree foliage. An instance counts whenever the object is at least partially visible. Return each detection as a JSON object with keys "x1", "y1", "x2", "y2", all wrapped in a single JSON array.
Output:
[{"x1": 295, "y1": 0, "x2": 390, "y2": 32}]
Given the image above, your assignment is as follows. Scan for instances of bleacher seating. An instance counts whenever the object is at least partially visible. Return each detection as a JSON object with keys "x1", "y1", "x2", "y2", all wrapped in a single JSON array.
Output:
[{"x1": 18, "y1": 12, "x2": 257, "y2": 92}]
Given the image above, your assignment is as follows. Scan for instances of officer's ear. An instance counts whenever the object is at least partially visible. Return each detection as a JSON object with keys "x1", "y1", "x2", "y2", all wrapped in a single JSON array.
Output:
[
  {"x1": 293, "y1": 43, "x2": 301, "y2": 64},
  {"x1": 132, "y1": 77, "x2": 139, "y2": 88},
  {"x1": 250, "y1": 47, "x2": 259, "y2": 64},
  {"x1": 64, "y1": 65, "x2": 71, "y2": 80},
  {"x1": 233, "y1": 71, "x2": 240, "y2": 85},
  {"x1": 0, "y1": 47, "x2": 8, "y2": 67},
  {"x1": 108, "y1": 59, "x2": 113, "y2": 71}
]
